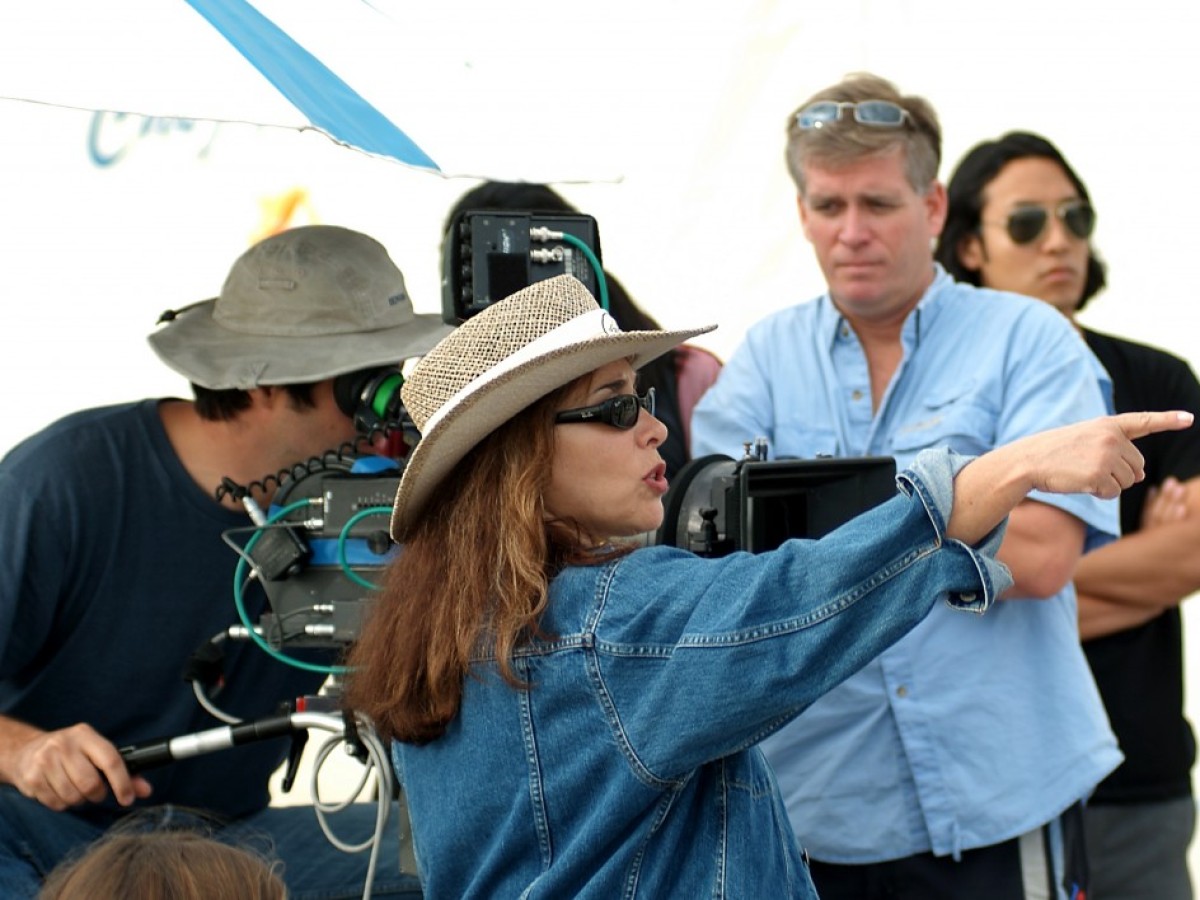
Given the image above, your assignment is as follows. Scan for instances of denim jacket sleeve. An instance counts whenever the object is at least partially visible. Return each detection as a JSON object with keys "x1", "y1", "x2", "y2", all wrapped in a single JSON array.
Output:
[{"x1": 560, "y1": 447, "x2": 1012, "y2": 783}]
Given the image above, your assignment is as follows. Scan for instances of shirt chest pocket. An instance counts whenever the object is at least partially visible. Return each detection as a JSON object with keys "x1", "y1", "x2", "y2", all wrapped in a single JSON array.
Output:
[{"x1": 889, "y1": 385, "x2": 997, "y2": 458}]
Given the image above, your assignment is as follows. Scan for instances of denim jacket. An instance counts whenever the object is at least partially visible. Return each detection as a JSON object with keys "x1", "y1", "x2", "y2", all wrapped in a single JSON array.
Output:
[{"x1": 394, "y1": 448, "x2": 1011, "y2": 898}]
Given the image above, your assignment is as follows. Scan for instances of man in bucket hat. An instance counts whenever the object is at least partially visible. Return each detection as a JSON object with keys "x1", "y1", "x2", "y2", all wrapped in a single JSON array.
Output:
[{"x1": 0, "y1": 225, "x2": 450, "y2": 899}]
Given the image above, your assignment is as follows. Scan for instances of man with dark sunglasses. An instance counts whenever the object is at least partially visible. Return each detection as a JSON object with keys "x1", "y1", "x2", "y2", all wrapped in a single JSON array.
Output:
[
  {"x1": 693, "y1": 75, "x2": 1119, "y2": 900},
  {"x1": 938, "y1": 131, "x2": 1200, "y2": 900}
]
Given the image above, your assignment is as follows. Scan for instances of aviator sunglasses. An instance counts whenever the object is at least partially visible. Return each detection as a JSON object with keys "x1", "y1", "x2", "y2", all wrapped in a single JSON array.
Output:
[
  {"x1": 555, "y1": 388, "x2": 656, "y2": 430},
  {"x1": 794, "y1": 100, "x2": 911, "y2": 130},
  {"x1": 986, "y1": 199, "x2": 1096, "y2": 245}
]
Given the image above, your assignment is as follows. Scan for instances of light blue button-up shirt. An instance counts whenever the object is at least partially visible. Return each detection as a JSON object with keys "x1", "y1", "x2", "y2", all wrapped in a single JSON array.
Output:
[{"x1": 691, "y1": 266, "x2": 1122, "y2": 862}]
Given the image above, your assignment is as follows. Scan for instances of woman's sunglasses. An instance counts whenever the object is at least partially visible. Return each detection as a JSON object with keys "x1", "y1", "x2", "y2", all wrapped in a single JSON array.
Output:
[
  {"x1": 986, "y1": 199, "x2": 1096, "y2": 246},
  {"x1": 555, "y1": 388, "x2": 656, "y2": 430}
]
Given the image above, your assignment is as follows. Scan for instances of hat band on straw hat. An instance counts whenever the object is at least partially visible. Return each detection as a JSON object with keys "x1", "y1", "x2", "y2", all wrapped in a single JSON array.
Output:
[{"x1": 421, "y1": 307, "x2": 621, "y2": 435}]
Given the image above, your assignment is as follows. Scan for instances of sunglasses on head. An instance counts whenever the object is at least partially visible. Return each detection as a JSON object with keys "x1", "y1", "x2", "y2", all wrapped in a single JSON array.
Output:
[
  {"x1": 555, "y1": 388, "x2": 656, "y2": 430},
  {"x1": 794, "y1": 100, "x2": 911, "y2": 130},
  {"x1": 987, "y1": 199, "x2": 1096, "y2": 245}
]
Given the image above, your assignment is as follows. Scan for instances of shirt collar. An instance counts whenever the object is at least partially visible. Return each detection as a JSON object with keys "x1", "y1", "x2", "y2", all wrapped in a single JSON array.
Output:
[{"x1": 818, "y1": 263, "x2": 951, "y2": 350}]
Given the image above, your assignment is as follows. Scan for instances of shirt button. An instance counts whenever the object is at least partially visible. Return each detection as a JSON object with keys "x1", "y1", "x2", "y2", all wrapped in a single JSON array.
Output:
[
  {"x1": 851, "y1": 389, "x2": 863, "y2": 401},
  {"x1": 840, "y1": 325, "x2": 850, "y2": 338},
  {"x1": 895, "y1": 685, "x2": 908, "y2": 698}
]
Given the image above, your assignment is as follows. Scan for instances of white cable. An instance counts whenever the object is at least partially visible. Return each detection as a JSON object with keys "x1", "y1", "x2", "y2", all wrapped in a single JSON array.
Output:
[
  {"x1": 291, "y1": 712, "x2": 393, "y2": 900},
  {"x1": 192, "y1": 680, "x2": 241, "y2": 725}
]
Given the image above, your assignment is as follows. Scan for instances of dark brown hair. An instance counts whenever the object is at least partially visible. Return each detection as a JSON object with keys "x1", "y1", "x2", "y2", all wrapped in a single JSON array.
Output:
[{"x1": 191, "y1": 382, "x2": 317, "y2": 422}]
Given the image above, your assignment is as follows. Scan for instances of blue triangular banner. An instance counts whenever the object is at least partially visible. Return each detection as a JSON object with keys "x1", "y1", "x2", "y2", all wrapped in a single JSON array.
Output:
[{"x1": 184, "y1": 0, "x2": 439, "y2": 170}]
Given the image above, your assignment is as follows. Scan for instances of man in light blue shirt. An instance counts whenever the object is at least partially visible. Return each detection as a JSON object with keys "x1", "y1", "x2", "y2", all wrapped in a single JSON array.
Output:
[{"x1": 691, "y1": 73, "x2": 1120, "y2": 900}]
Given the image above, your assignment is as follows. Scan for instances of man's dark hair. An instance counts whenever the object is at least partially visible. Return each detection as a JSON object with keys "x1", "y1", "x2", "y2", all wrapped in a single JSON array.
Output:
[
  {"x1": 936, "y1": 131, "x2": 1107, "y2": 310},
  {"x1": 192, "y1": 383, "x2": 318, "y2": 422}
]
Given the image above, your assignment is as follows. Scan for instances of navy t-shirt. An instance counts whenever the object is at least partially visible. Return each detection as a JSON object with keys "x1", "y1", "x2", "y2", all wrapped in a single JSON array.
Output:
[
  {"x1": 1083, "y1": 330, "x2": 1200, "y2": 802},
  {"x1": 0, "y1": 400, "x2": 329, "y2": 822}
]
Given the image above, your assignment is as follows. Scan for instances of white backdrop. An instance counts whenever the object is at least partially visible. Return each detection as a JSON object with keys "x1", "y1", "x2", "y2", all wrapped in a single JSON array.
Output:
[
  {"x1": 4, "y1": 1, "x2": 1199, "y2": 450},
  {"x1": 3, "y1": 0, "x2": 1200, "y2": 861}
]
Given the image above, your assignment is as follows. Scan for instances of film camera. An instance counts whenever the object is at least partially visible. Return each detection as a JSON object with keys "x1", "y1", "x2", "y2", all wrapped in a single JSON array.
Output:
[
  {"x1": 656, "y1": 444, "x2": 897, "y2": 556},
  {"x1": 229, "y1": 365, "x2": 418, "y2": 657}
]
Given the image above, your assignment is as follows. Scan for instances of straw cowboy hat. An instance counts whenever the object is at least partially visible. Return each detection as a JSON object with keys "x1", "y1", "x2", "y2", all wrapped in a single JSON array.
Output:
[
  {"x1": 149, "y1": 225, "x2": 453, "y2": 389},
  {"x1": 391, "y1": 274, "x2": 715, "y2": 539}
]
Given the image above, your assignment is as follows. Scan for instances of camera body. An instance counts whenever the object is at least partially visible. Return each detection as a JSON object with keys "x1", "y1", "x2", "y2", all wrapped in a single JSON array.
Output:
[
  {"x1": 657, "y1": 453, "x2": 897, "y2": 556},
  {"x1": 249, "y1": 464, "x2": 400, "y2": 650}
]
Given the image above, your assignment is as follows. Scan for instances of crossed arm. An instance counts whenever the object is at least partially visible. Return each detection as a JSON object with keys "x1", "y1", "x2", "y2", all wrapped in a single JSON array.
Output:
[{"x1": 1076, "y1": 474, "x2": 1200, "y2": 641}]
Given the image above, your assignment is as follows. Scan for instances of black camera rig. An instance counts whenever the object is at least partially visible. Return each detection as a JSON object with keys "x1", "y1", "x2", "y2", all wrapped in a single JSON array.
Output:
[
  {"x1": 442, "y1": 209, "x2": 606, "y2": 323},
  {"x1": 657, "y1": 444, "x2": 897, "y2": 556},
  {"x1": 241, "y1": 461, "x2": 401, "y2": 652}
]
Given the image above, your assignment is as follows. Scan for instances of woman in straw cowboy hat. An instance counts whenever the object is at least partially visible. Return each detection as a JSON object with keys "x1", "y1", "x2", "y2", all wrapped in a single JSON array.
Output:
[{"x1": 344, "y1": 274, "x2": 1191, "y2": 898}]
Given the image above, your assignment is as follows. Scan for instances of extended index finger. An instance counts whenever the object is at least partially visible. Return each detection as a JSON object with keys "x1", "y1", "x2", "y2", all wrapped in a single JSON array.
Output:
[{"x1": 1115, "y1": 410, "x2": 1195, "y2": 440}]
